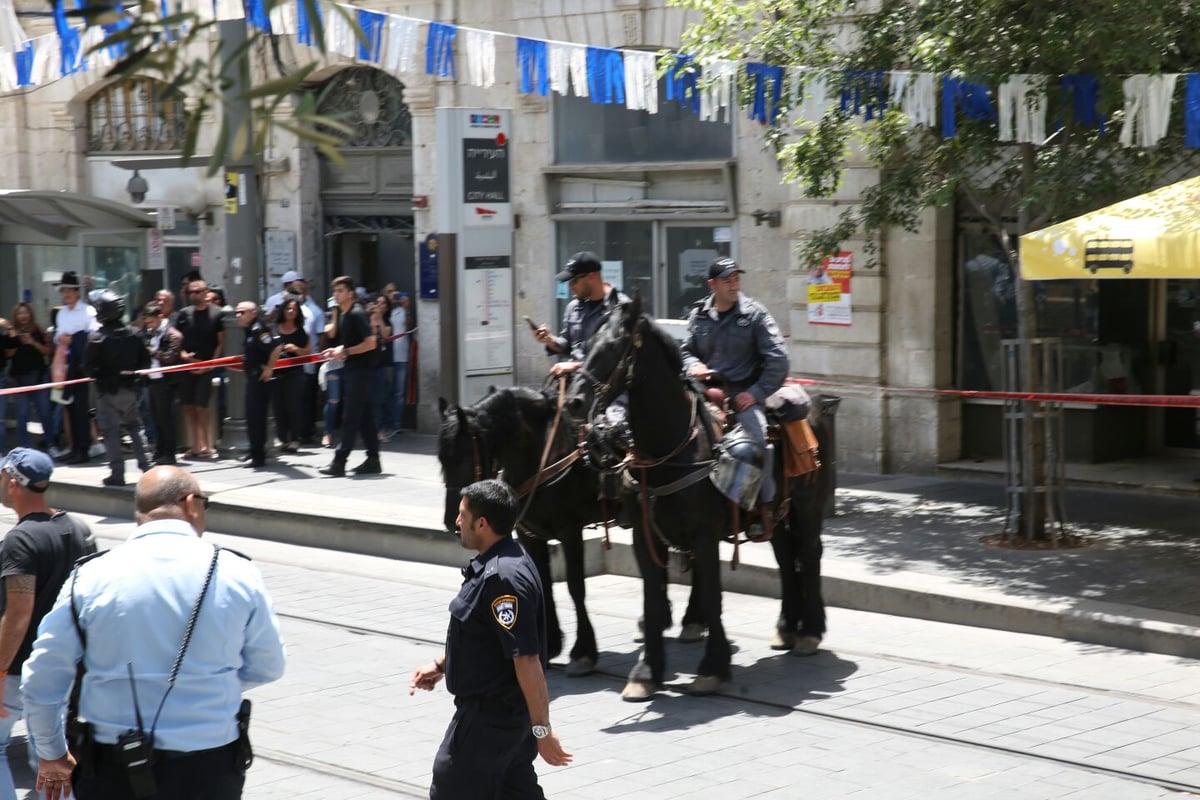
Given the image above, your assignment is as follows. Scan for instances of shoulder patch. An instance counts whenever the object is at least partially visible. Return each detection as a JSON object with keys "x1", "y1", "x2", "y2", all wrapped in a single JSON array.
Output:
[
  {"x1": 258, "y1": 332, "x2": 273, "y2": 345},
  {"x1": 491, "y1": 594, "x2": 518, "y2": 630}
]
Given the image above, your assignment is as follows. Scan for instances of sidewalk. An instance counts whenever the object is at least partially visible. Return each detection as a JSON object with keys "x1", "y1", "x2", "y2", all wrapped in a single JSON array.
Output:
[{"x1": 41, "y1": 434, "x2": 1200, "y2": 660}]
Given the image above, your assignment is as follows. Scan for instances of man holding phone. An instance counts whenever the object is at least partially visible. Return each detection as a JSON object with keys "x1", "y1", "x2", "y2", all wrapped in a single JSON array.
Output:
[{"x1": 530, "y1": 252, "x2": 628, "y2": 378}]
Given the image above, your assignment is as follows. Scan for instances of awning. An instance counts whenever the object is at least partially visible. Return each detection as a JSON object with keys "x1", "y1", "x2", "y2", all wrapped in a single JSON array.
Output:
[
  {"x1": 1019, "y1": 175, "x2": 1200, "y2": 279},
  {"x1": 0, "y1": 190, "x2": 153, "y2": 241}
]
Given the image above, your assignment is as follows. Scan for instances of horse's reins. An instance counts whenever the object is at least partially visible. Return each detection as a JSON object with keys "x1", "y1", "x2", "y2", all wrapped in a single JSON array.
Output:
[{"x1": 513, "y1": 376, "x2": 568, "y2": 531}]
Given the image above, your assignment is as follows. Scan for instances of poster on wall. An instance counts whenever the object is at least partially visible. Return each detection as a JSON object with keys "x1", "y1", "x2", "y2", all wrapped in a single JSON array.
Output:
[{"x1": 807, "y1": 252, "x2": 852, "y2": 326}]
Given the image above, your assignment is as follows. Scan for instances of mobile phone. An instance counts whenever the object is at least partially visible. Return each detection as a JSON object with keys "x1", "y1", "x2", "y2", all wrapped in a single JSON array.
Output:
[{"x1": 524, "y1": 315, "x2": 539, "y2": 331}]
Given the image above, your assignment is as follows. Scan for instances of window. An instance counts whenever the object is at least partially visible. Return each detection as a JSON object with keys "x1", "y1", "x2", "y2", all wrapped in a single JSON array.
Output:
[
  {"x1": 554, "y1": 80, "x2": 732, "y2": 164},
  {"x1": 315, "y1": 68, "x2": 412, "y2": 147},
  {"x1": 87, "y1": 78, "x2": 187, "y2": 152}
]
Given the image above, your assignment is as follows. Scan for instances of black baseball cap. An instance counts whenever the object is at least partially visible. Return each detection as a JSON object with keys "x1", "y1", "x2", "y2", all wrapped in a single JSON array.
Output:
[
  {"x1": 708, "y1": 257, "x2": 742, "y2": 280},
  {"x1": 556, "y1": 252, "x2": 602, "y2": 282}
]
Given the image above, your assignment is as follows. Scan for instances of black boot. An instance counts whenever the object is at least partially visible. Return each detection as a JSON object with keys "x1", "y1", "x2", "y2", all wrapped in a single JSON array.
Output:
[
  {"x1": 352, "y1": 455, "x2": 382, "y2": 475},
  {"x1": 319, "y1": 453, "x2": 347, "y2": 477}
]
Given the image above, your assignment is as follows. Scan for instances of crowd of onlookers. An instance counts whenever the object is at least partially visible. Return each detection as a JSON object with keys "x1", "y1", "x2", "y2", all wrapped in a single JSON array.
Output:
[{"x1": 0, "y1": 268, "x2": 415, "y2": 467}]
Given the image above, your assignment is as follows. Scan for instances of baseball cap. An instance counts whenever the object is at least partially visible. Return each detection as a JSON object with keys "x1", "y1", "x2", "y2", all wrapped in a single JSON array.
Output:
[
  {"x1": 556, "y1": 252, "x2": 602, "y2": 282},
  {"x1": 3, "y1": 448, "x2": 54, "y2": 492},
  {"x1": 708, "y1": 257, "x2": 742, "y2": 280},
  {"x1": 282, "y1": 270, "x2": 302, "y2": 284}
]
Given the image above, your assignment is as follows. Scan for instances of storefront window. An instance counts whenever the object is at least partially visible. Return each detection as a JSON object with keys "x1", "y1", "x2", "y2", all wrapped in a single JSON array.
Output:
[
  {"x1": 554, "y1": 81, "x2": 732, "y2": 164},
  {"x1": 555, "y1": 221, "x2": 653, "y2": 321},
  {"x1": 960, "y1": 233, "x2": 1101, "y2": 392}
]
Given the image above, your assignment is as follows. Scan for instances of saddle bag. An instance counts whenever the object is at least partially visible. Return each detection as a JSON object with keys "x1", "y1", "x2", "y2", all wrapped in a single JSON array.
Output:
[{"x1": 781, "y1": 418, "x2": 821, "y2": 478}]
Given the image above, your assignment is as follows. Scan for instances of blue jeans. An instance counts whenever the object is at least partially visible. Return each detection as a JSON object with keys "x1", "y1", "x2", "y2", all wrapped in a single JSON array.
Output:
[
  {"x1": 371, "y1": 365, "x2": 392, "y2": 432},
  {"x1": 11, "y1": 372, "x2": 55, "y2": 450},
  {"x1": 323, "y1": 369, "x2": 342, "y2": 437},
  {"x1": 0, "y1": 674, "x2": 40, "y2": 800},
  {"x1": 390, "y1": 361, "x2": 409, "y2": 432}
]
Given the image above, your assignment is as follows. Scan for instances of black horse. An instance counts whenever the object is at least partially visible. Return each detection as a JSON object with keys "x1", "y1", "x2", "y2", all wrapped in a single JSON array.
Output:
[
  {"x1": 438, "y1": 386, "x2": 604, "y2": 676},
  {"x1": 566, "y1": 296, "x2": 829, "y2": 701}
]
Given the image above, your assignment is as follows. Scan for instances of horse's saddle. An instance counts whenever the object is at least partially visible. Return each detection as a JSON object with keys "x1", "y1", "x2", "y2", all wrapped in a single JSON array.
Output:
[{"x1": 701, "y1": 386, "x2": 821, "y2": 479}]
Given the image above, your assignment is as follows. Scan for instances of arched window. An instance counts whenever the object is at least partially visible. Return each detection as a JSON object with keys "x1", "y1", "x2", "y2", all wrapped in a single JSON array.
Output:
[
  {"x1": 315, "y1": 68, "x2": 411, "y2": 147},
  {"x1": 87, "y1": 78, "x2": 188, "y2": 152}
]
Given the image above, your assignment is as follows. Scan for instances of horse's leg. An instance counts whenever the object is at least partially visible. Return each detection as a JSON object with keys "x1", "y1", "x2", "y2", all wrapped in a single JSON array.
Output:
[
  {"x1": 689, "y1": 528, "x2": 730, "y2": 695},
  {"x1": 794, "y1": 480, "x2": 827, "y2": 656},
  {"x1": 562, "y1": 526, "x2": 598, "y2": 676},
  {"x1": 623, "y1": 524, "x2": 668, "y2": 702},
  {"x1": 521, "y1": 534, "x2": 564, "y2": 660},
  {"x1": 678, "y1": 571, "x2": 706, "y2": 642},
  {"x1": 769, "y1": 491, "x2": 802, "y2": 651}
]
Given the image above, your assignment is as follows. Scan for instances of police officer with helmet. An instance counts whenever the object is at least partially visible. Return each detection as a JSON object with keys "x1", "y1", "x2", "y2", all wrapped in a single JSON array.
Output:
[
  {"x1": 84, "y1": 290, "x2": 152, "y2": 488},
  {"x1": 236, "y1": 302, "x2": 282, "y2": 469},
  {"x1": 682, "y1": 257, "x2": 789, "y2": 532},
  {"x1": 410, "y1": 479, "x2": 572, "y2": 799}
]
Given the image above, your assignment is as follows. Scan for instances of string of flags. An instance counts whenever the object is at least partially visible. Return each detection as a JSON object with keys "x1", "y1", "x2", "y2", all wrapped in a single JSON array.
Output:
[{"x1": 6, "y1": 0, "x2": 1200, "y2": 150}]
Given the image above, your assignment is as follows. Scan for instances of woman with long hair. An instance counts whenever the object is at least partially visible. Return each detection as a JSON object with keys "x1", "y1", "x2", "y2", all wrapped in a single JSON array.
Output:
[
  {"x1": 7, "y1": 302, "x2": 57, "y2": 451},
  {"x1": 273, "y1": 297, "x2": 310, "y2": 452},
  {"x1": 367, "y1": 293, "x2": 393, "y2": 442}
]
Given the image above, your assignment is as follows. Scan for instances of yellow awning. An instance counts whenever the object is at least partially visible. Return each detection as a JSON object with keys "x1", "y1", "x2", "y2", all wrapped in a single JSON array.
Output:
[{"x1": 1019, "y1": 175, "x2": 1200, "y2": 279}]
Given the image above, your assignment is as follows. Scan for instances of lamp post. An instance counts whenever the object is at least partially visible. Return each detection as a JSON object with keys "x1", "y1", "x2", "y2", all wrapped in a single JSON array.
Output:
[{"x1": 217, "y1": 18, "x2": 264, "y2": 454}]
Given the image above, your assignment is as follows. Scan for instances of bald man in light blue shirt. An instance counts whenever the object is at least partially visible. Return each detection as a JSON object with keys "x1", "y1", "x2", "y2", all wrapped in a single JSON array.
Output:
[{"x1": 21, "y1": 466, "x2": 285, "y2": 800}]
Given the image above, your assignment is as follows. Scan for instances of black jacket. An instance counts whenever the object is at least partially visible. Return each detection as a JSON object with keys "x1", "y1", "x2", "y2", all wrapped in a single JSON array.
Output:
[{"x1": 85, "y1": 324, "x2": 151, "y2": 394}]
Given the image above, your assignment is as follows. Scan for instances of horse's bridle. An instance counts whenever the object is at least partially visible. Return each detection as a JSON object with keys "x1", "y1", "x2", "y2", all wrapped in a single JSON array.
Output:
[{"x1": 575, "y1": 317, "x2": 643, "y2": 419}]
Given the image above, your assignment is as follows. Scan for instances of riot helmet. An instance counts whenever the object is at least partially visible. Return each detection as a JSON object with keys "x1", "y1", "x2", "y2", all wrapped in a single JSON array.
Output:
[
  {"x1": 709, "y1": 424, "x2": 764, "y2": 510},
  {"x1": 93, "y1": 290, "x2": 126, "y2": 325}
]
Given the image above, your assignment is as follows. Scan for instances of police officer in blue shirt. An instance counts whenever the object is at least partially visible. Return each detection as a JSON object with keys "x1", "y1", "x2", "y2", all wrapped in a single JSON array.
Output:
[
  {"x1": 236, "y1": 301, "x2": 282, "y2": 469},
  {"x1": 21, "y1": 465, "x2": 285, "y2": 800},
  {"x1": 532, "y1": 251, "x2": 630, "y2": 379},
  {"x1": 682, "y1": 257, "x2": 789, "y2": 509},
  {"x1": 410, "y1": 479, "x2": 572, "y2": 799}
]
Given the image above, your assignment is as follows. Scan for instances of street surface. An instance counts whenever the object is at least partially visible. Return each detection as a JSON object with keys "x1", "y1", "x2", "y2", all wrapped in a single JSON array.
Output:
[{"x1": 4, "y1": 508, "x2": 1199, "y2": 799}]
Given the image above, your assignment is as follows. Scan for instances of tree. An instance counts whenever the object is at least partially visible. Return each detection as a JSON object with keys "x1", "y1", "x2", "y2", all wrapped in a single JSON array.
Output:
[
  {"x1": 59, "y1": 0, "x2": 352, "y2": 171},
  {"x1": 672, "y1": 0, "x2": 1200, "y2": 541}
]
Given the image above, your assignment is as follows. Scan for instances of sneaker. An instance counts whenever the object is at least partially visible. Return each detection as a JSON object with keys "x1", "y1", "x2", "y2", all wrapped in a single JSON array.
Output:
[
  {"x1": 50, "y1": 388, "x2": 72, "y2": 406},
  {"x1": 319, "y1": 461, "x2": 346, "y2": 477},
  {"x1": 101, "y1": 476, "x2": 126, "y2": 487},
  {"x1": 88, "y1": 443, "x2": 106, "y2": 458},
  {"x1": 49, "y1": 445, "x2": 70, "y2": 460},
  {"x1": 353, "y1": 457, "x2": 382, "y2": 475}
]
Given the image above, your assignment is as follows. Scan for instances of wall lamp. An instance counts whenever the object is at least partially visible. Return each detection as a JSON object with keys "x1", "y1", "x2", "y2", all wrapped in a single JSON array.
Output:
[{"x1": 751, "y1": 209, "x2": 782, "y2": 228}]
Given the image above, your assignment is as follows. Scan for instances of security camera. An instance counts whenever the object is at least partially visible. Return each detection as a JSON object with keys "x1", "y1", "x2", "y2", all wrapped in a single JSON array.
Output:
[{"x1": 126, "y1": 170, "x2": 149, "y2": 204}]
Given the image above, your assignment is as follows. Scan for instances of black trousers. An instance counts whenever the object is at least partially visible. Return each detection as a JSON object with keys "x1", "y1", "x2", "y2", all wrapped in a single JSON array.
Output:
[
  {"x1": 75, "y1": 742, "x2": 244, "y2": 800},
  {"x1": 335, "y1": 367, "x2": 377, "y2": 460},
  {"x1": 431, "y1": 703, "x2": 543, "y2": 800},
  {"x1": 246, "y1": 376, "x2": 273, "y2": 463},
  {"x1": 272, "y1": 368, "x2": 305, "y2": 444},
  {"x1": 148, "y1": 379, "x2": 178, "y2": 462}
]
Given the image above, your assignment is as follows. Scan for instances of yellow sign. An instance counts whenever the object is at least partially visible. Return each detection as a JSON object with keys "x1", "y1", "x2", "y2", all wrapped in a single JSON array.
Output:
[
  {"x1": 225, "y1": 172, "x2": 238, "y2": 215},
  {"x1": 807, "y1": 284, "x2": 843, "y2": 303},
  {"x1": 1021, "y1": 175, "x2": 1200, "y2": 279}
]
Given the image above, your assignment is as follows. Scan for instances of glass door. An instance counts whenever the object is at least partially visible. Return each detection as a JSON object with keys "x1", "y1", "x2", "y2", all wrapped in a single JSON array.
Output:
[{"x1": 1162, "y1": 279, "x2": 1200, "y2": 451}]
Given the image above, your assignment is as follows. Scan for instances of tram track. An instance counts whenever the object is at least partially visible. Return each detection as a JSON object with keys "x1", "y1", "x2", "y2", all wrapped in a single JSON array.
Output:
[{"x1": 276, "y1": 609, "x2": 1200, "y2": 797}]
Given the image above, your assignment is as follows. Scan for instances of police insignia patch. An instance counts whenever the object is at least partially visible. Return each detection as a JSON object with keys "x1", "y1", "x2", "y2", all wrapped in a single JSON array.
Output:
[
  {"x1": 259, "y1": 332, "x2": 272, "y2": 344},
  {"x1": 737, "y1": 317, "x2": 751, "y2": 327},
  {"x1": 491, "y1": 595, "x2": 518, "y2": 630}
]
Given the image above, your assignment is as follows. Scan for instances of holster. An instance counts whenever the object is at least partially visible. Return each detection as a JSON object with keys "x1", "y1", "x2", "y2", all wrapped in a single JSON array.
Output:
[
  {"x1": 782, "y1": 418, "x2": 821, "y2": 478},
  {"x1": 234, "y1": 699, "x2": 253, "y2": 774}
]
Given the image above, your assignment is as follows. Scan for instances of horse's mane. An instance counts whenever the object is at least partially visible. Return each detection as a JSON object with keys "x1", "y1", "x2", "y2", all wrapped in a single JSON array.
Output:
[{"x1": 638, "y1": 313, "x2": 684, "y2": 374}]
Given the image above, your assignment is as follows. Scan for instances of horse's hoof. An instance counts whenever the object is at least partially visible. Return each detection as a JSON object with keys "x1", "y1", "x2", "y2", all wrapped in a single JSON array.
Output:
[
  {"x1": 621, "y1": 680, "x2": 658, "y2": 702},
  {"x1": 565, "y1": 656, "x2": 596, "y2": 677},
  {"x1": 688, "y1": 674, "x2": 724, "y2": 696},
  {"x1": 678, "y1": 623, "x2": 707, "y2": 643},
  {"x1": 770, "y1": 630, "x2": 797, "y2": 651},
  {"x1": 792, "y1": 635, "x2": 822, "y2": 656}
]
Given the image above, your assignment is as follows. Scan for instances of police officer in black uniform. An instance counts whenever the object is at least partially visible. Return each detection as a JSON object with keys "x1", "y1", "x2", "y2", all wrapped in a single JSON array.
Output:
[
  {"x1": 410, "y1": 479, "x2": 572, "y2": 799},
  {"x1": 84, "y1": 291, "x2": 152, "y2": 487},
  {"x1": 236, "y1": 301, "x2": 282, "y2": 469}
]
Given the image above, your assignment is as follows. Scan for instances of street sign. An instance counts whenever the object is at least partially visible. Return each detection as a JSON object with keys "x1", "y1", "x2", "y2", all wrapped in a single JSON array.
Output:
[{"x1": 157, "y1": 206, "x2": 176, "y2": 231}]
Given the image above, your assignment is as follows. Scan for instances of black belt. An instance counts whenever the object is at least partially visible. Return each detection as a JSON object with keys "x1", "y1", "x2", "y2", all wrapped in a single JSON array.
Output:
[
  {"x1": 91, "y1": 740, "x2": 235, "y2": 765},
  {"x1": 454, "y1": 693, "x2": 526, "y2": 717}
]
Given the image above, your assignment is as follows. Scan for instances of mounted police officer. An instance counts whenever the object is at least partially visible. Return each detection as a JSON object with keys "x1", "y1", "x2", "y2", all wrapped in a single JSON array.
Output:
[
  {"x1": 236, "y1": 302, "x2": 282, "y2": 469},
  {"x1": 84, "y1": 290, "x2": 152, "y2": 488},
  {"x1": 531, "y1": 251, "x2": 629, "y2": 379},
  {"x1": 682, "y1": 257, "x2": 789, "y2": 533},
  {"x1": 410, "y1": 479, "x2": 572, "y2": 799}
]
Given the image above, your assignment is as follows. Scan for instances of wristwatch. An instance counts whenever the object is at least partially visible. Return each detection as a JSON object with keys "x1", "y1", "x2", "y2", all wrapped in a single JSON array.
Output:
[{"x1": 531, "y1": 724, "x2": 551, "y2": 739}]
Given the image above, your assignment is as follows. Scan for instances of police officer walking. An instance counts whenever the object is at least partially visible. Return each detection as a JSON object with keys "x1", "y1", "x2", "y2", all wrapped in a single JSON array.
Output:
[
  {"x1": 236, "y1": 302, "x2": 282, "y2": 469},
  {"x1": 84, "y1": 291, "x2": 152, "y2": 488},
  {"x1": 410, "y1": 479, "x2": 571, "y2": 799},
  {"x1": 682, "y1": 257, "x2": 789, "y2": 529}
]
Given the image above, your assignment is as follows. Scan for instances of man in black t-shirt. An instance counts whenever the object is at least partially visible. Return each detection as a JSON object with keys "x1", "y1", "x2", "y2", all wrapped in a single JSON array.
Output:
[
  {"x1": 175, "y1": 278, "x2": 225, "y2": 458},
  {"x1": 0, "y1": 449, "x2": 95, "y2": 796},
  {"x1": 319, "y1": 276, "x2": 381, "y2": 477}
]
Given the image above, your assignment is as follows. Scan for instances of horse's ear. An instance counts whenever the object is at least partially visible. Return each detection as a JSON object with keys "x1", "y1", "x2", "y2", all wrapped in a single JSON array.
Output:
[
  {"x1": 455, "y1": 406, "x2": 469, "y2": 429},
  {"x1": 438, "y1": 397, "x2": 449, "y2": 417},
  {"x1": 629, "y1": 291, "x2": 643, "y2": 326},
  {"x1": 486, "y1": 385, "x2": 497, "y2": 397}
]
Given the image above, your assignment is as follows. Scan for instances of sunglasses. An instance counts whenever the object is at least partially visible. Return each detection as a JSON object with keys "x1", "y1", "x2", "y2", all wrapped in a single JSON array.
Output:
[{"x1": 181, "y1": 492, "x2": 210, "y2": 509}]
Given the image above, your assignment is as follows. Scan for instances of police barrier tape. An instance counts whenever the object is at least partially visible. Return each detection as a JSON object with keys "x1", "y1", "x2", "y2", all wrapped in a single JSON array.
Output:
[
  {"x1": 787, "y1": 377, "x2": 1200, "y2": 408},
  {"x1": 0, "y1": 329, "x2": 416, "y2": 398}
]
